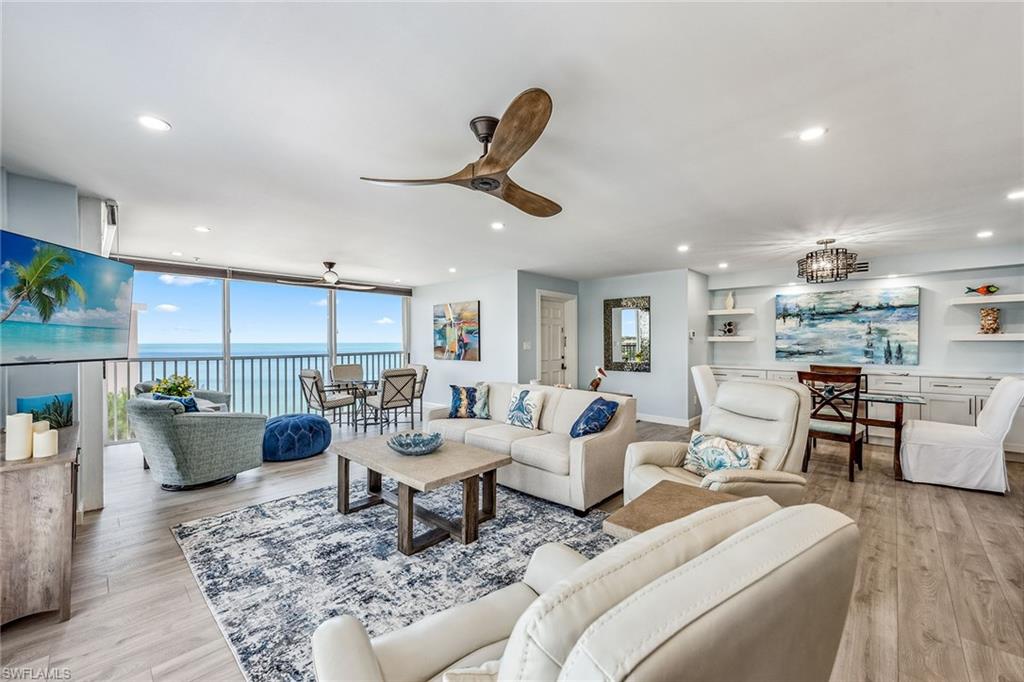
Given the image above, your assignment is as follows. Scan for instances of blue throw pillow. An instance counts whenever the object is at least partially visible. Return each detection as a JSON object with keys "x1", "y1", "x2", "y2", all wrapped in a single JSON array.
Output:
[
  {"x1": 449, "y1": 385, "x2": 480, "y2": 418},
  {"x1": 570, "y1": 397, "x2": 619, "y2": 438},
  {"x1": 153, "y1": 392, "x2": 200, "y2": 413}
]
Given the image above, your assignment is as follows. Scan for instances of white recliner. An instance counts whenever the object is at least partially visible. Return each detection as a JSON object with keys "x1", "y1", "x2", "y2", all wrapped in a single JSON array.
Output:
[
  {"x1": 901, "y1": 376, "x2": 1024, "y2": 493},
  {"x1": 691, "y1": 365, "x2": 718, "y2": 430},
  {"x1": 624, "y1": 380, "x2": 811, "y2": 506},
  {"x1": 312, "y1": 497, "x2": 859, "y2": 682}
]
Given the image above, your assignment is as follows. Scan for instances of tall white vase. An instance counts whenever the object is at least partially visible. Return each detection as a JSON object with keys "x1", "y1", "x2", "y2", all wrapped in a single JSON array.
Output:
[{"x1": 724, "y1": 291, "x2": 735, "y2": 310}]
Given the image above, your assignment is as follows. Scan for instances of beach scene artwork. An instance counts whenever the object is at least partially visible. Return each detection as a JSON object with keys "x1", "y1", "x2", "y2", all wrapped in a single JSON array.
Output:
[
  {"x1": 1, "y1": 230, "x2": 134, "y2": 365},
  {"x1": 775, "y1": 287, "x2": 919, "y2": 365},
  {"x1": 433, "y1": 300, "x2": 480, "y2": 361},
  {"x1": 17, "y1": 393, "x2": 74, "y2": 428}
]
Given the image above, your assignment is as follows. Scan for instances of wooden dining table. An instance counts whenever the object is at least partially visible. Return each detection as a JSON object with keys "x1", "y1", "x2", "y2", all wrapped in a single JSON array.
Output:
[{"x1": 855, "y1": 391, "x2": 927, "y2": 480}]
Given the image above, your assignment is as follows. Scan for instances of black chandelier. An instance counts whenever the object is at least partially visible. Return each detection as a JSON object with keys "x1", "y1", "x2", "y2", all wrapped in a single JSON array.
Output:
[{"x1": 797, "y1": 239, "x2": 869, "y2": 283}]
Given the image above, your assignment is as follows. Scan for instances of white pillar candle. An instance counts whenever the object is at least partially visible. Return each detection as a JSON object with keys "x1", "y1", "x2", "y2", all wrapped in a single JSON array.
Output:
[
  {"x1": 33, "y1": 429, "x2": 59, "y2": 458},
  {"x1": 32, "y1": 421, "x2": 51, "y2": 434},
  {"x1": 4, "y1": 413, "x2": 34, "y2": 460}
]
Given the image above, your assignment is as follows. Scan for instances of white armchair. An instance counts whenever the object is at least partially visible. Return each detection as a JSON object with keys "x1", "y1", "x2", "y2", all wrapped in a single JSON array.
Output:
[
  {"x1": 625, "y1": 380, "x2": 811, "y2": 506},
  {"x1": 901, "y1": 376, "x2": 1024, "y2": 493},
  {"x1": 691, "y1": 364, "x2": 718, "y2": 430},
  {"x1": 312, "y1": 497, "x2": 859, "y2": 682}
]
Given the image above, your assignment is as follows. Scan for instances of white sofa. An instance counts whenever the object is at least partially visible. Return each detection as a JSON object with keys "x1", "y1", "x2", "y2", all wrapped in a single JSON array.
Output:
[
  {"x1": 426, "y1": 383, "x2": 637, "y2": 513},
  {"x1": 312, "y1": 496, "x2": 860, "y2": 682},
  {"x1": 625, "y1": 380, "x2": 811, "y2": 506}
]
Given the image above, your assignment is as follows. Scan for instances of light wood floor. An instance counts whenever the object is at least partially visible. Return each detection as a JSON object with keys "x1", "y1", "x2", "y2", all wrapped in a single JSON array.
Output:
[{"x1": 1, "y1": 421, "x2": 1022, "y2": 682}]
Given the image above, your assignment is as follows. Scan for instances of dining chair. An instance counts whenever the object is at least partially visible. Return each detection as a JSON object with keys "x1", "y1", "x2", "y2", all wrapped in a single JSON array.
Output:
[
  {"x1": 798, "y1": 370, "x2": 865, "y2": 482},
  {"x1": 407, "y1": 363, "x2": 429, "y2": 421},
  {"x1": 300, "y1": 369, "x2": 356, "y2": 426},
  {"x1": 331, "y1": 363, "x2": 365, "y2": 386},
  {"x1": 362, "y1": 368, "x2": 417, "y2": 434}
]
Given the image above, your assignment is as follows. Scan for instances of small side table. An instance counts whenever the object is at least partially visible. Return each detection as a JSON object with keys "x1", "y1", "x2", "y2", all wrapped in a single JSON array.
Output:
[{"x1": 603, "y1": 480, "x2": 740, "y2": 540}]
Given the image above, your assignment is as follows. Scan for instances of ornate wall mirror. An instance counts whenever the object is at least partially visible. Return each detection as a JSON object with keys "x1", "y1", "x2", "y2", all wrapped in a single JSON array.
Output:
[{"x1": 603, "y1": 296, "x2": 651, "y2": 372}]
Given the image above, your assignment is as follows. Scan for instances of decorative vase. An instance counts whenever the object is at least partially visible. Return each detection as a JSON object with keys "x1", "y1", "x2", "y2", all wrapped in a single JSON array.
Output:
[
  {"x1": 979, "y1": 307, "x2": 1000, "y2": 334},
  {"x1": 720, "y1": 321, "x2": 736, "y2": 337},
  {"x1": 724, "y1": 291, "x2": 735, "y2": 310}
]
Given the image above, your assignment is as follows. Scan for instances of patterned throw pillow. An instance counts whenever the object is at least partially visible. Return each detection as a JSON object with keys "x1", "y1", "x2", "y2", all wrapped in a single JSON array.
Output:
[
  {"x1": 152, "y1": 392, "x2": 200, "y2": 413},
  {"x1": 506, "y1": 389, "x2": 545, "y2": 429},
  {"x1": 569, "y1": 397, "x2": 619, "y2": 438},
  {"x1": 683, "y1": 431, "x2": 763, "y2": 477},
  {"x1": 474, "y1": 382, "x2": 491, "y2": 419},
  {"x1": 449, "y1": 385, "x2": 482, "y2": 419}
]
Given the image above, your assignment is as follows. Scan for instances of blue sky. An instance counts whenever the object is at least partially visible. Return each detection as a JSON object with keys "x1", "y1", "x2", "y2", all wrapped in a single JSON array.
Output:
[
  {"x1": 133, "y1": 271, "x2": 402, "y2": 345},
  {"x1": 1, "y1": 230, "x2": 133, "y2": 328}
]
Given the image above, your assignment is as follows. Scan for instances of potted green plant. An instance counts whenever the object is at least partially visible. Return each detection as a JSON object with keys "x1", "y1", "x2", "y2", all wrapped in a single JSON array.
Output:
[{"x1": 152, "y1": 374, "x2": 196, "y2": 397}]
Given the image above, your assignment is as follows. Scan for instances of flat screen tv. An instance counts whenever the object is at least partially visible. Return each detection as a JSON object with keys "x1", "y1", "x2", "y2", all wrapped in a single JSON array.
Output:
[{"x1": 1, "y1": 229, "x2": 135, "y2": 366}]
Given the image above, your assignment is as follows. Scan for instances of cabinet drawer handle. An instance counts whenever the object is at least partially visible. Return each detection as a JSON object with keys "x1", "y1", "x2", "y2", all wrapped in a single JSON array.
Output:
[
  {"x1": 740, "y1": 374, "x2": 760, "y2": 378},
  {"x1": 932, "y1": 383, "x2": 962, "y2": 388},
  {"x1": 883, "y1": 381, "x2": 904, "y2": 385}
]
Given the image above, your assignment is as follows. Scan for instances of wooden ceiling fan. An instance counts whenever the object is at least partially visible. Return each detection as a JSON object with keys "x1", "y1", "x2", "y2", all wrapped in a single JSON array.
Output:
[
  {"x1": 276, "y1": 262, "x2": 375, "y2": 290},
  {"x1": 360, "y1": 88, "x2": 562, "y2": 217}
]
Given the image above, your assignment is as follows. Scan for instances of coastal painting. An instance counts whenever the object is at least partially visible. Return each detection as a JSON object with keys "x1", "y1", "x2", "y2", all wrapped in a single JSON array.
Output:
[
  {"x1": 17, "y1": 393, "x2": 74, "y2": 428},
  {"x1": 1, "y1": 230, "x2": 134, "y2": 365},
  {"x1": 433, "y1": 300, "x2": 480, "y2": 361},
  {"x1": 775, "y1": 287, "x2": 919, "y2": 365}
]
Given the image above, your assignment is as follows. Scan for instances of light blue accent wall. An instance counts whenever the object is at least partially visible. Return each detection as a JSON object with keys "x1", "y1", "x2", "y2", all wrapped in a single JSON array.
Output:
[
  {"x1": 578, "y1": 269, "x2": 690, "y2": 422},
  {"x1": 516, "y1": 271, "x2": 579, "y2": 383}
]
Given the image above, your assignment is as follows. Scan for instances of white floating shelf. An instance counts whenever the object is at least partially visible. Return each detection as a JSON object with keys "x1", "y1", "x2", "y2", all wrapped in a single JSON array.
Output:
[
  {"x1": 948, "y1": 294, "x2": 1024, "y2": 306},
  {"x1": 708, "y1": 308, "x2": 755, "y2": 316},
  {"x1": 709, "y1": 336, "x2": 755, "y2": 343},
  {"x1": 949, "y1": 333, "x2": 1024, "y2": 342}
]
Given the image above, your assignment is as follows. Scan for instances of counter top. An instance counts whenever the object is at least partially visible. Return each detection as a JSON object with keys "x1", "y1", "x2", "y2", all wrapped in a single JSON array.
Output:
[
  {"x1": 709, "y1": 365, "x2": 1021, "y2": 380},
  {"x1": 0, "y1": 425, "x2": 80, "y2": 471}
]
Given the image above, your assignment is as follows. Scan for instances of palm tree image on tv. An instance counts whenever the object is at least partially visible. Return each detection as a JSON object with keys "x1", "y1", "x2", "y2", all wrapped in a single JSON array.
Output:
[
  {"x1": 1, "y1": 244, "x2": 86, "y2": 323},
  {"x1": 1, "y1": 230, "x2": 135, "y2": 365}
]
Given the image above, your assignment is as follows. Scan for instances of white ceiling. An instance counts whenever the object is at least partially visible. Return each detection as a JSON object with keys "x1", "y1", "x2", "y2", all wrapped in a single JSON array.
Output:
[{"x1": 3, "y1": 2, "x2": 1022, "y2": 286}]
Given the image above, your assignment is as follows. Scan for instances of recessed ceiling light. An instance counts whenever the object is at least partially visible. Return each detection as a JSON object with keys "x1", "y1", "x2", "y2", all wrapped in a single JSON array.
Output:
[
  {"x1": 490, "y1": 222, "x2": 504, "y2": 230},
  {"x1": 718, "y1": 262, "x2": 729, "y2": 269},
  {"x1": 677, "y1": 244, "x2": 690, "y2": 253},
  {"x1": 138, "y1": 115, "x2": 171, "y2": 132},
  {"x1": 1006, "y1": 189, "x2": 1024, "y2": 200},
  {"x1": 887, "y1": 273, "x2": 898, "y2": 278},
  {"x1": 170, "y1": 251, "x2": 183, "y2": 257},
  {"x1": 798, "y1": 126, "x2": 827, "y2": 142},
  {"x1": 448, "y1": 267, "x2": 457, "y2": 273},
  {"x1": 194, "y1": 225, "x2": 211, "y2": 233},
  {"x1": 977, "y1": 230, "x2": 994, "y2": 238},
  {"x1": 787, "y1": 282, "x2": 797, "y2": 286},
  {"x1": 393, "y1": 278, "x2": 402, "y2": 283}
]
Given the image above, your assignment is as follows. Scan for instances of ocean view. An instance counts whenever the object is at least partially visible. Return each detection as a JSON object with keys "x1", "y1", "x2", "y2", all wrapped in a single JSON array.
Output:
[{"x1": 137, "y1": 342, "x2": 403, "y2": 357}]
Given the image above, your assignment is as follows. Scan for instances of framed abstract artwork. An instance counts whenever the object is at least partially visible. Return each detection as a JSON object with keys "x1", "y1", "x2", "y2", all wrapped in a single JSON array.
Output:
[
  {"x1": 433, "y1": 300, "x2": 480, "y2": 361},
  {"x1": 775, "y1": 287, "x2": 920, "y2": 365}
]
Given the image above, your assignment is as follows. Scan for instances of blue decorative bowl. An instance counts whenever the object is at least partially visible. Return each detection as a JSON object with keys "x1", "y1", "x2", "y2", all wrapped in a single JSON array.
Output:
[{"x1": 387, "y1": 432, "x2": 444, "y2": 456}]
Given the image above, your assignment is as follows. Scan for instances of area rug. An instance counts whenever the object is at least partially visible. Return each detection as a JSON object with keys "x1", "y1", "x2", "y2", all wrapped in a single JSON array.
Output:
[{"x1": 172, "y1": 480, "x2": 617, "y2": 681}]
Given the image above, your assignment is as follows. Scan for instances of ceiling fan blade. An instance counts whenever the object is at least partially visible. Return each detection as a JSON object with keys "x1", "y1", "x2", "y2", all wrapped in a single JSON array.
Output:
[
  {"x1": 276, "y1": 278, "x2": 324, "y2": 285},
  {"x1": 361, "y1": 164, "x2": 474, "y2": 187},
  {"x1": 478, "y1": 88, "x2": 552, "y2": 175},
  {"x1": 500, "y1": 177, "x2": 561, "y2": 217},
  {"x1": 334, "y1": 283, "x2": 376, "y2": 291}
]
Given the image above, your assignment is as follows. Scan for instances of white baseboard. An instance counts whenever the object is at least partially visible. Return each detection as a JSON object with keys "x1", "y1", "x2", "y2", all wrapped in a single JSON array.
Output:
[{"x1": 637, "y1": 413, "x2": 692, "y2": 427}]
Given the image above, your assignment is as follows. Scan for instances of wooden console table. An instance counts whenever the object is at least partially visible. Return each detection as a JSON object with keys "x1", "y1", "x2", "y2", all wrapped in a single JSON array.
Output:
[{"x1": 1, "y1": 425, "x2": 79, "y2": 625}]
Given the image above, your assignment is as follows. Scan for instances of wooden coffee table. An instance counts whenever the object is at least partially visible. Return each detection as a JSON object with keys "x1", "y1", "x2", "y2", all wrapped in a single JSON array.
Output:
[
  {"x1": 603, "y1": 480, "x2": 741, "y2": 540},
  {"x1": 332, "y1": 433, "x2": 512, "y2": 556}
]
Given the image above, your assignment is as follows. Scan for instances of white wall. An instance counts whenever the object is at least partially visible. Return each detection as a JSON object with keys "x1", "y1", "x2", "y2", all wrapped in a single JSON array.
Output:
[
  {"x1": 686, "y1": 270, "x2": 709, "y2": 421},
  {"x1": 516, "y1": 270, "x2": 578, "y2": 383},
  {"x1": 578, "y1": 269, "x2": 690, "y2": 423},
  {"x1": 709, "y1": 265, "x2": 1024, "y2": 374},
  {"x1": 410, "y1": 271, "x2": 519, "y2": 405}
]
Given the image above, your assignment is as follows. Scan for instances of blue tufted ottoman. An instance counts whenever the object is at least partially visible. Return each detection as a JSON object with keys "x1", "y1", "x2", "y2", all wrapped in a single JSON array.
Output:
[{"x1": 262, "y1": 414, "x2": 332, "y2": 461}]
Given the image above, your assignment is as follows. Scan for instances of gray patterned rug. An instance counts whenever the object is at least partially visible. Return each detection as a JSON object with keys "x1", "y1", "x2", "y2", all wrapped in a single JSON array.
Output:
[{"x1": 172, "y1": 480, "x2": 616, "y2": 681}]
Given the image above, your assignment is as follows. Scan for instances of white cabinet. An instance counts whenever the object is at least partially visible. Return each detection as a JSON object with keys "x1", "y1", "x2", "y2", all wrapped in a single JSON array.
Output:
[
  {"x1": 768, "y1": 371, "x2": 798, "y2": 382},
  {"x1": 866, "y1": 400, "x2": 921, "y2": 442},
  {"x1": 978, "y1": 397, "x2": 1024, "y2": 453},
  {"x1": 711, "y1": 368, "x2": 767, "y2": 383},
  {"x1": 921, "y1": 393, "x2": 976, "y2": 426}
]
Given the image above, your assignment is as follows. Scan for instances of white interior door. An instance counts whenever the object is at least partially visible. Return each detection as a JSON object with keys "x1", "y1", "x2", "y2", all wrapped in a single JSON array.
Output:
[{"x1": 540, "y1": 298, "x2": 566, "y2": 385}]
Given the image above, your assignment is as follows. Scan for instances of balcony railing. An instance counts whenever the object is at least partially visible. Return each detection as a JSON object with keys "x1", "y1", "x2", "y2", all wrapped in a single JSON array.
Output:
[{"x1": 105, "y1": 350, "x2": 409, "y2": 443}]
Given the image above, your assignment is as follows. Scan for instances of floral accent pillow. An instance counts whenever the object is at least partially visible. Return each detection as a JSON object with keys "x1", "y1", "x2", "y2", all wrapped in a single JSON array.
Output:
[
  {"x1": 474, "y1": 382, "x2": 491, "y2": 419},
  {"x1": 683, "y1": 431, "x2": 763, "y2": 477},
  {"x1": 506, "y1": 389, "x2": 545, "y2": 430},
  {"x1": 569, "y1": 397, "x2": 619, "y2": 438}
]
